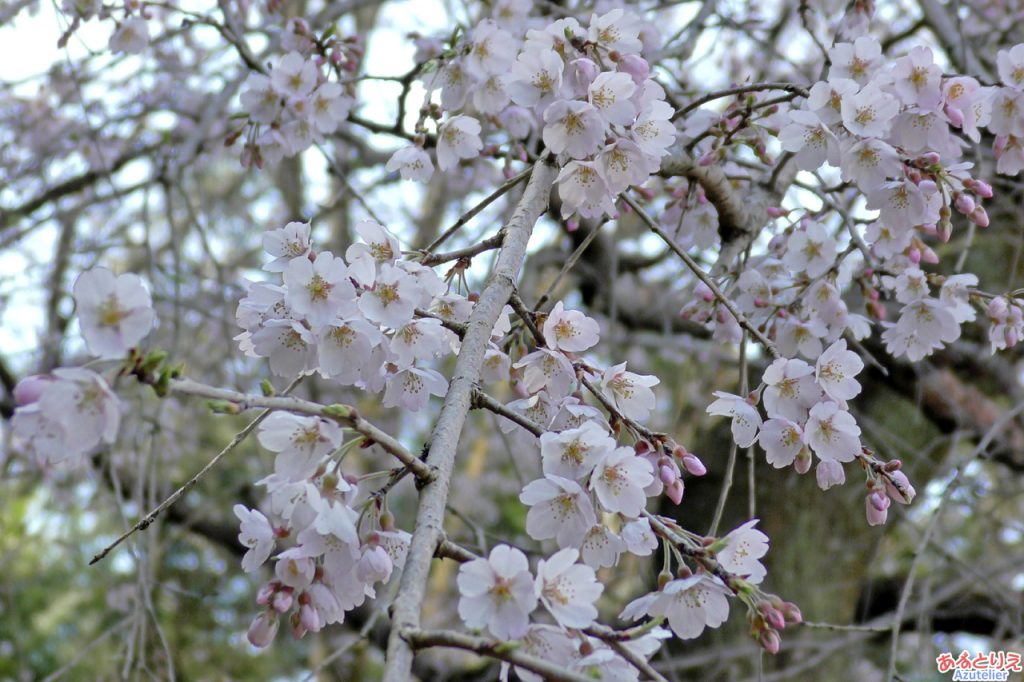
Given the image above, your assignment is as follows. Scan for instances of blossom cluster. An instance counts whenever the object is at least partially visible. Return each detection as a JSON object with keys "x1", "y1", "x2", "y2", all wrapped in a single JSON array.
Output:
[
  {"x1": 10, "y1": 267, "x2": 156, "y2": 468},
  {"x1": 236, "y1": 411, "x2": 412, "y2": 646},
  {"x1": 385, "y1": 7, "x2": 676, "y2": 220},
  {"x1": 238, "y1": 45, "x2": 357, "y2": 168}
]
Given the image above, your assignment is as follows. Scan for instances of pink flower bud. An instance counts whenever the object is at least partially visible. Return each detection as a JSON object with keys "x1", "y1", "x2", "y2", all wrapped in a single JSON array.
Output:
[
  {"x1": 937, "y1": 219, "x2": 953, "y2": 243},
  {"x1": 908, "y1": 247, "x2": 921, "y2": 264},
  {"x1": 954, "y1": 193, "x2": 975, "y2": 215},
  {"x1": 869, "y1": 490, "x2": 890, "y2": 512},
  {"x1": 885, "y1": 471, "x2": 916, "y2": 504},
  {"x1": 972, "y1": 179, "x2": 993, "y2": 198},
  {"x1": 696, "y1": 282, "x2": 714, "y2": 302},
  {"x1": 697, "y1": 150, "x2": 717, "y2": 167},
  {"x1": 247, "y1": 612, "x2": 279, "y2": 648},
  {"x1": 917, "y1": 179, "x2": 937, "y2": 194},
  {"x1": 994, "y1": 135, "x2": 1008, "y2": 158},
  {"x1": 659, "y1": 464, "x2": 677, "y2": 487},
  {"x1": 759, "y1": 629, "x2": 781, "y2": 654},
  {"x1": 299, "y1": 603, "x2": 321, "y2": 632},
  {"x1": 569, "y1": 58, "x2": 599, "y2": 90},
  {"x1": 780, "y1": 601, "x2": 803, "y2": 624},
  {"x1": 766, "y1": 607, "x2": 786, "y2": 630},
  {"x1": 970, "y1": 206, "x2": 989, "y2": 227},
  {"x1": 920, "y1": 246, "x2": 939, "y2": 264},
  {"x1": 794, "y1": 448, "x2": 812, "y2": 475},
  {"x1": 617, "y1": 53, "x2": 650, "y2": 83},
  {"x1": 944, "y1": 105, "x2": 964, "y2": 128},
  {"x1": 766, "y1": 206, "x2": 788, "y2": 218},
  {"x1": 272, "y1": 589, "x2": 293, "y2": 613},
  {"x1": 666, "y1": 479, "x2": 685, "y2": 505},
  {"x1": 682, "y1": 454, "x2": 707, "y2": 477},
  {"x1": 865, "y1": 494, "x2": 889, "y2": 526},
  {"x1": 13, "y1": 374, "x2": 51, "y2": 406},
  {"x1": 567, "y1": 217, "x2": 580, "y2": 233},
  {"x1": 256, "y1": 582, "x2": 277, "y2": 605},
  {"x1": 356, "y1": 545, "x2": 393, "y2": 584}
]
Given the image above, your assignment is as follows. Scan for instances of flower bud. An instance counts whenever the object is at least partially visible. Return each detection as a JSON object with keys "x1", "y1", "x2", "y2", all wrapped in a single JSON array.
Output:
[
  {"x1": 247, "y1": 612, "x2": 279, "y2": 648},
  {"x1": 356, "y1": 545, "x2": 393, "y2": 584},
  {"x1": 617, "y1": 53, "x2": 650, "y2": 83},
  {"x1": 13, "y1": 374, "x2": 51, "y2": 406},
  {"x1": 272, "y1": 589, "x2": 294, "y2": 613},
  {"x1": 256, "y1": 582, "x2": 277, "y2": 605},
  {"x1": 970, "y1": 206, "x2": 989, "y2": 227},
  {"x1": 885, "y1": 470, "x2": 916, "y2": 504},
  {"x1": 972, "y1": 179, "x2": 994, "y2": 198},
  {"x1": 954, "y1": 193, "x2": 975, "y2": 215},
  {"x1": 865, "y1": 494, "x2": 889, "y2": 526},
  {"x1": 780, "y1": 601, "x2": 803, "y2": 624},
  {"x1": 759, "y1": 629, "x2": 781, "y2": 654},
  {"x1": 944, "y1": 105, "x2": 964, "y2": 128},
  {"x1": 682, "y1": 453, "x2": 707, "y2": 477},
  {"x1": 794, "y1": 447, "x2": 812, "y2": 474},
  {"x1": 299, "y1": 603, "x2": 321, "y2": 632},
  {"x1": 666, "y1": 479, "x2": 684, "y2": 505}
]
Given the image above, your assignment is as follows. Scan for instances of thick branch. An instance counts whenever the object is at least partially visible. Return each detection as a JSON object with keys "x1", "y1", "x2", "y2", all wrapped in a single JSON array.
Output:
[{"x1": 382, "y1": 159, "x2": 557, "y2": 681}]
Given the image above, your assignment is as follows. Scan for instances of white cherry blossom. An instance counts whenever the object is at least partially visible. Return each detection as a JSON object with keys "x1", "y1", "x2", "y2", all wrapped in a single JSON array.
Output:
[
  {"x1": 706, "y1": 391, "x2": 761, "y2": 448},
  {"x1": 73, "y1": 267, "x2": 155, "y2": 358},
  {"x1": 385, "y1": 146, "x2": 434, "y2": 182},
  {"x1": 601, "y1": 362, "x2": 659, "y2": 421},
  {"x1": 815, "y1": 339, "x2": 864, "y2": 402},
  {"x1": 539, "y1": 421, "x2": 614, "y2": 480},
  {"x1": 234, "y1": 504, "x2": 276, "y2": 572},
  {"x1": 543, "y1": 99, "x2": 606, "y2": 159},
  {"x1": 543, "y1": 301, "x2": 600, "y2": 352},
  {"x1": 457, "y1": 545, "x2": 537, "y2": 640},
  {"x1": 535, "y1": 548, "x2": 603, "y2": 629},
  {"x1": 520, "y1": 475, "x2": 597, "y2": 547},
  {"x1": 436, "y1": 115, "x2": 483, "y2": 171},
  {"x1": 804, "y1": 401, "x2": 861, "y2": 462},
  {"x1": 283, "y1": 252, "x2": 357, "y2": 327},
  {"x1": 716, "y1": 520, "x2": 769, "y2": 584},
  {"x1": 590, "y1": 446, "x2": 654, "y2": 517}
]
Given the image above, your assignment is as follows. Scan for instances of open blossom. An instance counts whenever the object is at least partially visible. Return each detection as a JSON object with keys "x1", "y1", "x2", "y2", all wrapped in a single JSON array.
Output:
[
  {"x1": 997, "y1": 44, "x2": 1024, "y2": 89},
  {"x1": 385, "y1": 145, "x2": 434, "y2": 182},
  {"x1": 555, "y1": 161, "x2": 615, "y2": 219},
  {"x1": 317, "y1": 318, "x2": 383, "y2": 384},
  {"x1": 539, "y1": 421, "x2": 614, "y2": 480},
  {"x1": 588, "y1": 8, "x2": 643, "y2": 54},
  {"x1": 890, "y1": 46, "x2": 942, "y2": 109},
  {"x1": 271, "y1": 52, "x2": 318, "y2": 98},
  {"x1": 464, "y1": 19, "x2": 516, "y2": 77},
  {"x1": 507, "y1": 49, "x2": 564, "y2": 111},
  {"x1": 535, "y1": 548, "x2": 603, "y2": 629},
  {"x1": 580, "y1": 523, "x2": 625, "y2": 568},
  {"x1": 250, "y1": 319, "x2": 318, "y2": 377},
  {"x1": 520, "y1": 475, "x2": 597, "y2": 547},
  {"x1": 716, "y1": 520, "x2": 769, "y2": 584},
  {"x1": 543, "y1": 99, "x2": 606, "y2": 159},
  {"x1": 758, "y1": 418, "x2": 805, "y2": 468},
  {"x1": 515, "y1": 348, "x2": 576, "y2": 397},
  {"x1": 589, "y1": 447, "x2": 654, "y2": 517},
  {"x1": 815, "y1": 339, "x2": 864, "y2": 402},
  {"x1": 382, "y1": 366, "x2": 449, "y2": 411},
  {"x1": 804, "y1": 401, "x2": 861, "y2": 462},
  {"x1": 358, "y1": 263, "x2": 418, "y2": 328},
  {"x1": 346, "y1": 219, "x2": 401, "y2": 285},
  {"x1": 263, "y1": 222, "x2": 312, "y2": 272},
  {"x1": 779, "y1": 110, "x2": 841, "y2": 171},
  {"x1": 73, "y1": 267, "x2": 155, "y2": 358},
  {"x1": 706, "y1": 391, "x2": 761, "y2": 448},
  {"x1": 234, "y1": 505, "x2": 276, "y2": 572},
  {"x1": 283, "y1": 252, "x2": 357, "y2": 327},
  {"x1": 601, "y1": 362, "x2": 659, "y2": 421},
  {"x1": 762, "y1": 358, "x2": 818, "y2": 421},
  {"x1": 783, "y1": 222, "x2": 837, "y2": 279},
  {"x1": 257, "y1": 412, "x2": 343, "y2": 480},
  {"x1": 588, "y1": 72, "x2": 638, "y2": 126},
  {"x1": 627, "y1": 575, "x2": 731, "y2": 639},
  {"x1": 436, "y1": 115, "x2": 483, "y2": 171},
  {"x1": 840, "y1": 137, "x2": 903, "y2": 191},
  {"x1": 309, "y1": 83, "x2": 352, "y2": 133},
  {"x1": 631, "y1": 99, "x2": 676, "y2": 156},
  {"x1": 457, "y1": 545, "x2": 537, "y2": 639},
  {"x1": 807, "y1": 78, "x2": 859, "y2": 125},
  {"x1": 543, "y1": 301, "x2": 600, "y2": 352},
  {"x1": 110, "y1": 17, "x2": 149, "y2": 54},
  {"x1": 15, "y1": 368, "x2": 121, "y2": 464},
  {"x1": 828, "y1": 36, "x2": 883, "y2": 83},
  {"x1": 841, "y1": 83, "x2": 899, "y2": 137}
]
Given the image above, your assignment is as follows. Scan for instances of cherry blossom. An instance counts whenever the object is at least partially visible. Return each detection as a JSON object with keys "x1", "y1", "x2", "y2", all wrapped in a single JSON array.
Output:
[
  {"x1": 542, "y1": 99, "x2": 606, "y2": 159},
  {"x1": 783, "y1": 222, "x2": 837, "y2": 279},
  {"x1": 386, "y1": 146, "x2": 434, "y2": 182},
  {"x1": 804, "y1": 401, "x2": 861, "y2": 462},
  {"x1": 456, "y1": 544, "x2": 537, "y2": 639},
  {"x1": 542, "y1": 301, "x2": 601, "y2": 352},
  {"x1": 73, "y1": 267, "x2": 155, "y2": 359},
  {"x1": 706, "y1": 391, "x2": 761, "y2": 448},
  {"x1": 534, "y1": 548, "x2": 603, "y2": 628},
  {"x1": 234, "y1": 505, "x2": 276, "y2": 572},
  {"x1": 758, "y1": 418, "x2": 806, "y2": 468},
  {"x1": 283, "y1": 252, "x2": 357, "y2": 327},
  {"x1": 436, "y1": 115, "x2": 483, "y2": 171},
  {"x1": 539, "y1": 421, "x2": 614, "y2": 480},
  {"x1": 600, "y1": 362, "x2": 659, "y2": 421},
  {"x1": 589, "y1": 446, "x2": 654, "y2": 517},
  {"x1": 814, "y1": 339, "x2": 864, "y2": 402},
  {"x1": 716, "y1": 520, "x2": 769, "y2": 584},
  {"x1": 257, "y1": 412, "x2": 343, "y2": 480},
  {"x1": 762, "y1": 357, "x2": 818, "y2": 421},
  {"x1": 382, "y1": 365, "x2": 449, "y2": 411},
  {"x1": 628, "y1": 575, "x2": 731, "y2": 639},
  {"x1": 519, "y1": 475, "x2": 597, "y2": 547}
]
